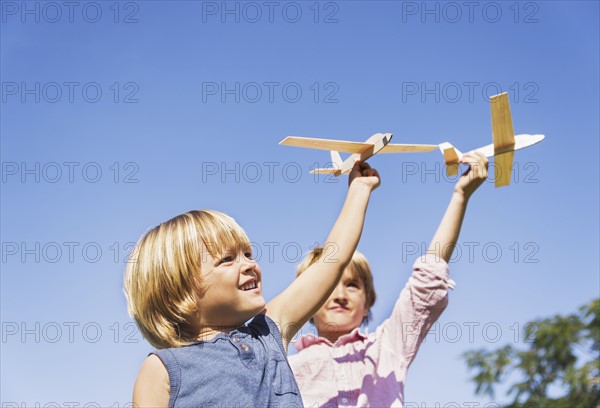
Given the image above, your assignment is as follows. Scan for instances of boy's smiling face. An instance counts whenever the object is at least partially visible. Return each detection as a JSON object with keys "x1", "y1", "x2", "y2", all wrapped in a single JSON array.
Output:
[{"x1": 196, "y1": 242, "x2": 266, "y2": 331}]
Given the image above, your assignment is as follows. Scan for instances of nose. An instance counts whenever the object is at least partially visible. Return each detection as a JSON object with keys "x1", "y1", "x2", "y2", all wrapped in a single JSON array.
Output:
[
  {"x1": 332, "y1": 283, "x2": 348, "y2": 303},
  {"x1": 241, "y1": 254, "x2": 257, "y2": 273}
]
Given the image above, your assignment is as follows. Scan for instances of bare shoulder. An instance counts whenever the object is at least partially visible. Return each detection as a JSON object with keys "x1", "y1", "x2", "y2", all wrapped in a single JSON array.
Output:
[{"x1": 132, "y1": 354, "x2": 170, "y2": 407}]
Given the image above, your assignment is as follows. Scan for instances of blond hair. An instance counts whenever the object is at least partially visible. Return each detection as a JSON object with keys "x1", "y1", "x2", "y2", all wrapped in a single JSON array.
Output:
[
  {"x1": 123, "y1": 210, "x2": 250, "y2": 349},
  {"x1": 296, "y1": 248, "x2": 376, "y2": 324}
]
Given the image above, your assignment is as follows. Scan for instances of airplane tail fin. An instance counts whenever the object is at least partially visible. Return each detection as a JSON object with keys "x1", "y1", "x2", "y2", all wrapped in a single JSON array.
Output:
[
  {"x1": 309, "y1": 151, "x2": 344, "y2": 177},
  {"x1": 438, "y1": 142, "x2": 463, "y2": 176},
  {"x1": 330, "y1": 151, "x2": 343, "y2": 168}
]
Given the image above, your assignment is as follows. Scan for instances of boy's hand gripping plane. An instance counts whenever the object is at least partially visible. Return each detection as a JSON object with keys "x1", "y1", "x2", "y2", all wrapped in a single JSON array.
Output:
[
  {"x1": 439, "y1": 92, "x2": 545, "y2": 187},
  {"x1": 279, "y1": 132, "x2": 437, "y2": 176}
]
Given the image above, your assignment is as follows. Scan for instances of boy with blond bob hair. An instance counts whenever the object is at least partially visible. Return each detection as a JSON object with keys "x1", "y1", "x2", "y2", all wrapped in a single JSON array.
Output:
[{"x1": 124, "y1": 162, "x2": 380, "y2": 407}]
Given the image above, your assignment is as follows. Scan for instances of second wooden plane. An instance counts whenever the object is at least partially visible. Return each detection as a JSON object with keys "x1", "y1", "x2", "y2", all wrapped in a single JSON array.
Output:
[{"x1": 439, "y1": 92, "x2": 545, "y2": 187}]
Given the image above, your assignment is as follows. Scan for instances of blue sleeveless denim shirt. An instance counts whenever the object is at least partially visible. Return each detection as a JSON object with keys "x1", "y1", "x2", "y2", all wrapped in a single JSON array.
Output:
[{"x1": 152, "y1": 314, "x2": 302, "y2": 408}]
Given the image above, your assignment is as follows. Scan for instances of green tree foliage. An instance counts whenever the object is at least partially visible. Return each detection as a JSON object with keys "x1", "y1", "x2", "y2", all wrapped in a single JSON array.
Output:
[{"x1": 463, "y1": 298, "x2": 600, "y2": 408}]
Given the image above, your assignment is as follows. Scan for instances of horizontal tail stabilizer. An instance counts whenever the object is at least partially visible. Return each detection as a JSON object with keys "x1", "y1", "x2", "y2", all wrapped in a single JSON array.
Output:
[{"x1": 310, "y1": 168, "x2": 342, "y2": 176}]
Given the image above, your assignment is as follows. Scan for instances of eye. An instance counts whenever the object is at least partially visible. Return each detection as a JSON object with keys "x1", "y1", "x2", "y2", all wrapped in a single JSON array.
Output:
[
  {"x1": 218, "y1": 256, "x2": 235, "y2": 265},
  {"x1": 244, "y1": 251, "x2": 253, "y2": 260},
  {"x1": 347, "y1": 281, "x2": 359, "y2": 289}
]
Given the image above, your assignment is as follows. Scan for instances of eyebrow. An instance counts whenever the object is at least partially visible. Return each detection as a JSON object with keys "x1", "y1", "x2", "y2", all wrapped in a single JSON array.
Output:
[
  {"x1": 217, "y1": 246, "x2": 252, "y2": 260},
  {"x1": 219, "y1": 246, "x2": 241, "y2": 255}
]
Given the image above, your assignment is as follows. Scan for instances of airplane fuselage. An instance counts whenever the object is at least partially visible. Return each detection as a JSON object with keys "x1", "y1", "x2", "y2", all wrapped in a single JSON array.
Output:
[{"x1": 340, "y1": 133, "x2": 392, "y2": 174}]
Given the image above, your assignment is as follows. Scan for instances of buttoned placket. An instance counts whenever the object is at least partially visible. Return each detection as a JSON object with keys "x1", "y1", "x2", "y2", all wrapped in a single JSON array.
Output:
[
  {"x1": 230, "y1": 333, "x2": 255, "y2": 367},
  {"x1": 332, "y1": 346, "x2": 351, "y2": 407}
]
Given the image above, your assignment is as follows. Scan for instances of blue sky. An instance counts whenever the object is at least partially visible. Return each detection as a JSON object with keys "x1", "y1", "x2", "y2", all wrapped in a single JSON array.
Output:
[{"x1": 1, "y1": 1, "x2": 598, "y2": 406}]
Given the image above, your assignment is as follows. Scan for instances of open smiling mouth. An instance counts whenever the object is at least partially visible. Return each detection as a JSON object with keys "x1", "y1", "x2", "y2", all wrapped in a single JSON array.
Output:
[{"x1": 241, "y1": 281, "x2": 258, "y2": 291}]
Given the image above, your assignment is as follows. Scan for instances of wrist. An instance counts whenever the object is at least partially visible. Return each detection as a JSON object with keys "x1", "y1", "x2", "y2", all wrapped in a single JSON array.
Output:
[
  {"x1": 452, "y1": 189, "x2": 470, "y2": 205},
  {"x1": 349, "y1": 179, "x2": 375, "y2": 193}
]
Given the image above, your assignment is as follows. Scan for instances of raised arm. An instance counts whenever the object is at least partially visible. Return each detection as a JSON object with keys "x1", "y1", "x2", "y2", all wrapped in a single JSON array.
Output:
[
  {"x1": 427, "y1": 152, "x2": 488, "y2": 262},
  {"x1": 266, "y1": 161, "x2": 380, "y2": 348},
  {"x1": 378, "y1": 152, "x2": 488, "y2": 365}
]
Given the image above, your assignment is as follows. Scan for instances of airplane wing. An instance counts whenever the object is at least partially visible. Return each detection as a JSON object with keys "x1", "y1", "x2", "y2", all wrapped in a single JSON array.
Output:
[
  {"x1": 495, "y1": 151, "x2": 514, "y2": 187},
  {"x1": 490, "y1": 93, "x2": 516, "y2": 187},
  {"x1": 490, "y1": 93, "x2": 516, "y2": 151},
  {"x1": 280, "y1": 136, "x2": 372, "y2": 154},
  {"x1": 378, "y1": 143, "x2": 438, "y2": 153}
]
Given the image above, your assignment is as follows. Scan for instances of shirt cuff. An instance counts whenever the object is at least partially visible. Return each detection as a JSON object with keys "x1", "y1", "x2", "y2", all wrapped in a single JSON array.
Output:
[{"x1": 413, "y1": 254, "x2": 455, "y2": 290}]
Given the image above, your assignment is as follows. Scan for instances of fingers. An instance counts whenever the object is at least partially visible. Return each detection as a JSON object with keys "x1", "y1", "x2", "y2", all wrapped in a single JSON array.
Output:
[
  {"x1": 461, "y1": 151, "x2": 488, "y2": 166},
  {"x1": 460, "y1": 151, "x2": 489, "y2": 179},
  {"x1": 353, "y1": 161, "x2": 378, "y2": 177},
  {"x1": 349, "y1": 161, "x2": 381, "y2": 190},
  {"x1": 352, "y1": 160, "x2": 371, "y2": 171},
  {"x1": 364, "y1": 167, "x2": 379, "y2": 178}
]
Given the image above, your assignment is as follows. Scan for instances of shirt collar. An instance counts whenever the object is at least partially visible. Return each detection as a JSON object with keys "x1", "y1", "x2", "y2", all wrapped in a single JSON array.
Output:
[{"x1": 293, "y1": 327, "x2": 367, "y2": 351}]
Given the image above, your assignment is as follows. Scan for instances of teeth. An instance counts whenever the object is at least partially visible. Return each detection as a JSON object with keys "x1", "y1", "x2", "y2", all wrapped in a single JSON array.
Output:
[{"x1": 242, "y1": 282, "x2": 256, "y2": 291}]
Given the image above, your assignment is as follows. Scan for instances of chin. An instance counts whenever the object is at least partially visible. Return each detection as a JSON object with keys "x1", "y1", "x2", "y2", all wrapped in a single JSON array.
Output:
[
  {"x1": 338, "y1": 322, "x2": 358, "y2": 332},
  {"x1": 250, "y1": 299, "x2": 266, "y2": 314},
  {"x1": 324, "y1": 314, "x2": 363, "y2": 330}
]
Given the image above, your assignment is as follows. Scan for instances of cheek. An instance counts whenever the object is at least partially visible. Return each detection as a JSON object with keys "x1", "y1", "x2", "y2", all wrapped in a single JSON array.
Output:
[
  {"x1": 312, "y1": 305, "x2": 330, "y2": 324},
  {"x1": 355, "y1": 293, "x2": 368, "y2": 315},
  {"x1": 316, "y1": 292, "x2": 335, "y2": 311},
  {"x1": 314, "y1": 303, "x2": 329, "y2": 317}
]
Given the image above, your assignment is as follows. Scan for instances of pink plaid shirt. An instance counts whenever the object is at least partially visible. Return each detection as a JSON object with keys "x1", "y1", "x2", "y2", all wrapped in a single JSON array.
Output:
[{"x1": 289, "y1": 255, "x2": 454, "y2": 408}]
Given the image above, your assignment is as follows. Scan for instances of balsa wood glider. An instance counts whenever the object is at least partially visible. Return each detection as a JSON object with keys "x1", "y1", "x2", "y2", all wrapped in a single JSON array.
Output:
[
  {"x1": 279, "y1": 133, "x2": 437, "y2": 176},
  {"x1": 439, "y1": 92, "x2": 545, "y2": 187}
]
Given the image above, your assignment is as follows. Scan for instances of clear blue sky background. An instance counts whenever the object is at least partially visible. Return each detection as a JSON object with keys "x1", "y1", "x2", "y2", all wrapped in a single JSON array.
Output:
[{"x1": 1, "y1": 1, "x2": 598, "y2": 406}]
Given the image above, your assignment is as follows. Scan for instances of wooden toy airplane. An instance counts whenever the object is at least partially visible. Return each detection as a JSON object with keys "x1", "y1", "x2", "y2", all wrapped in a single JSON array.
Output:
[
  {"x1": 438, "y1": 92, "x2": 545, "y2": 187},
  {"x1": 279, "y1": 133, "x2": 437, "y2": 176}
]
